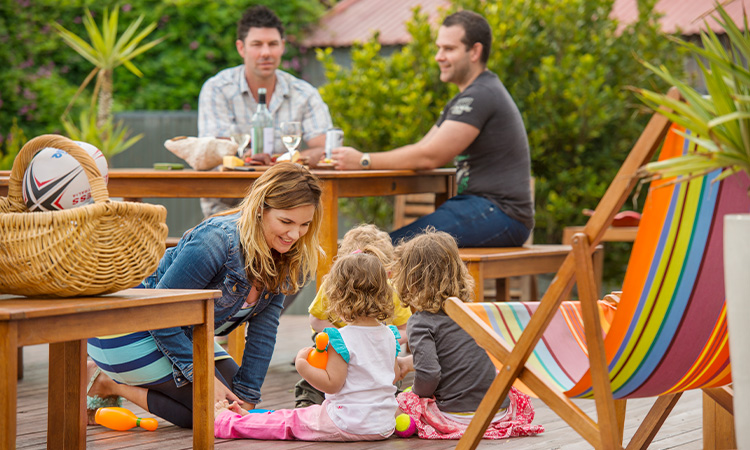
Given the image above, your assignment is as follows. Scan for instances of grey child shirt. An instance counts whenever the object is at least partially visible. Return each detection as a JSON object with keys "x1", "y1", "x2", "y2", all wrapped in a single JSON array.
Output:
[{"x1": 408, "y1": 309, "x2": 509, "y2": 412}]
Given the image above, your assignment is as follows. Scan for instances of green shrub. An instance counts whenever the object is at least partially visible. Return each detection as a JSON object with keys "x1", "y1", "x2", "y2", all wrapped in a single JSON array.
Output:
[
  {"x1": 318, "y1": 0, "x2": 683, "y2": 286},
  {"x1": 0, "y1": 0, "x2": 326, "y2": 139}
]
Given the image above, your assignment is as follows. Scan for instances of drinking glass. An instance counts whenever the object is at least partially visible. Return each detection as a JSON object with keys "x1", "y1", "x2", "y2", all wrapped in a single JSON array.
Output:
[
  {"x1": 229, "y1": 124, "x2": 251, "y2": 158},
  {"x1": 280, "y1": 121, "x2": 302, "y2": 161}
]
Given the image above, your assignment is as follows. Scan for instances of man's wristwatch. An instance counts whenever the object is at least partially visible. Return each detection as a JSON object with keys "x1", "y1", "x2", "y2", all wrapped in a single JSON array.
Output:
[{"x1": 359, "y1": 153, "x2": 372, "y2": 169}]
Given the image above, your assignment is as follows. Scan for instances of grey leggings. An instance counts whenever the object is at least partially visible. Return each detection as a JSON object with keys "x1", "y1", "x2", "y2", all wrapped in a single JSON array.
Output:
[{"x1": 145, "y1": 358, "x2": 239, "y2": 428}]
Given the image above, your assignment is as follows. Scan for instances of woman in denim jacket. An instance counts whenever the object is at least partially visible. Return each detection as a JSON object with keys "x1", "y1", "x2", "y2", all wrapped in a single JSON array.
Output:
[{"x1": 85, "y1": 163, "x2": 323, "y2": 427}]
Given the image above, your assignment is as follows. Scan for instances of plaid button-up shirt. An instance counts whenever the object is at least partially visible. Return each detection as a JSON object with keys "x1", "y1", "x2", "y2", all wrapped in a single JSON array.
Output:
[
  {"x1": 197, "y1": 66, "x2": 332, "y2": 216},
  {"x1": 198, "y1": 65, "x2": 332, "y2": 150}
]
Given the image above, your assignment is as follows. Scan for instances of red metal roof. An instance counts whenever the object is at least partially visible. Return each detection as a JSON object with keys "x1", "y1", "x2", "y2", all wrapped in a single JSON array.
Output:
[
  {"x1": 302, "y1": 0, "x2": 750, "y2": 48},
  {"x1": 302, "y1": 0, "x2": 449, "y2": 47},
  {"x1": 613, "y1": 0, "x2": 750, "y2": 35}
]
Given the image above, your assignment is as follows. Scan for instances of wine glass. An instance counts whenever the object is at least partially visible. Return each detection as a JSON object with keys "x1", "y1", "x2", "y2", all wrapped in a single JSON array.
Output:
[
  {"x1": 229, "y1": 124, "x2": 251, "y2": 158},
  {"x1": 280, "y1": 121, "x2": 302, "y2": 161}
]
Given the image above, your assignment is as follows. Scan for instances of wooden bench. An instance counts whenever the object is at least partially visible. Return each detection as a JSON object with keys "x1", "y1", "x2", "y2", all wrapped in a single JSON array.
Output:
[
  {"x1": 459, "y1": 244, "x2": 603, "y2": 302},
  {"x1": 393, "y1": 186, "x2": 600, "y2": 301}
]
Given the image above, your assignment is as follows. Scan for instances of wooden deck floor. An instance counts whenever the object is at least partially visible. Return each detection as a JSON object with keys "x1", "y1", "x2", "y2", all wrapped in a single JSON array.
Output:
[{"x1": 15, "y1": 315, "x2": 704, "y2": 449}]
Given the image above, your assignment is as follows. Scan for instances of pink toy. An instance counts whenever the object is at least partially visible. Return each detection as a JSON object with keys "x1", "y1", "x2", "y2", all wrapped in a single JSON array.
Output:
[{"x1": 394, "y1": 413, "x2": 417, "y2": 437}]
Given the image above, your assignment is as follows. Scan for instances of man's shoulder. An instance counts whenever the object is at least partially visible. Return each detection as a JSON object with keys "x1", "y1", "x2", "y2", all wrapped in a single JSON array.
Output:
[
  {"x1": 463, "y1": 70, "x2": 502, "y2": 96},
  {"x1": 203, "y1": 65, "x2": 244, "y2": 89},
  {"x1": 276, "y1": 70, "x2": 320, "y2": 96}
]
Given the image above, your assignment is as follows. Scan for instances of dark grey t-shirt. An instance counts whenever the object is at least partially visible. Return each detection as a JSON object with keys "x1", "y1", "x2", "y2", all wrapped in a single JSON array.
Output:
[
  {"x1": 408, "y1": 309, "x2": 508, "y2": 412},
  {"x1": 437, "y1": 70, "x2": 534, "y2": 229}
]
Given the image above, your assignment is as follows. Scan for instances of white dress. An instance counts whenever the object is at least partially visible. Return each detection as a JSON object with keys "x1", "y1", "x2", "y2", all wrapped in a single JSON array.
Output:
[{"x1": 324, "y1": 324, "x2": 400, "y2": 435}]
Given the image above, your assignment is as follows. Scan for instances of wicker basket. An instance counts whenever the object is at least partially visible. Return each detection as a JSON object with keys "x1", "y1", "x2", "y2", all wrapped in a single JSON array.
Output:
[{"x1": 0, "y1": 134, "x2": 168, "y2": 297}]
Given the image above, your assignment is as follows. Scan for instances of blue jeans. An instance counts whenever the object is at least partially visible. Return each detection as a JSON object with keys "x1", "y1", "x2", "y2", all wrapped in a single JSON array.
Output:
[{"x1": 390, "y1": 195, "x2": 531, "y2": 247}]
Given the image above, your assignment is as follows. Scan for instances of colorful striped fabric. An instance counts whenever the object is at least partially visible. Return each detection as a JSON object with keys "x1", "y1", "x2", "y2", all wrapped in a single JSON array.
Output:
[{"x1": 465, "y1": 124, "x2": 750, "y2": 400}]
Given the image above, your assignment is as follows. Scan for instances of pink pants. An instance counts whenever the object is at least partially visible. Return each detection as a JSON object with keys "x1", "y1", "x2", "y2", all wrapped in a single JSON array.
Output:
[{"x1": 215, "y1": 401, "x2": 392, "y2": 441}]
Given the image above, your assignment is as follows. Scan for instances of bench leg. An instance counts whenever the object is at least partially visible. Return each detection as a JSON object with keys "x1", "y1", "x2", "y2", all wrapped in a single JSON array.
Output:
[{"x1": 466, "y1": 262, "x2": 485, "y2": 302}]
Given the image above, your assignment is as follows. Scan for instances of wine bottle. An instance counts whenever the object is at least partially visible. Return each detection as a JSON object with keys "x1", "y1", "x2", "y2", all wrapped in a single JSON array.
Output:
[{"x1": 251, "y1": 88, "x2": 275, "y2": 155}]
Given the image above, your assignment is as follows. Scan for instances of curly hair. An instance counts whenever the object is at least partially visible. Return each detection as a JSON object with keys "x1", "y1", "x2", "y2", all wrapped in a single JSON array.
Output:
[
  {"x1": 337, "y1": 224, "x2": 395, "y2": 270},
  {"x1": 391, "y1": 229, "x2": 474, "y2": 313},
  {"x1": 233, "y1": 162, "x2": 323, "y2": 294},
  {"x1": 323, "y1": 253, "x2": 394, "y2": 323}
]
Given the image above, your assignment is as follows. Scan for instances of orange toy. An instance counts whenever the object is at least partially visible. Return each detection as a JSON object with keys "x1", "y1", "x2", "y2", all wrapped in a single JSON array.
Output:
[
  {"x1": 95, "y1": 407, "x2": 158, "y2": 431},
  {"x1": 307, "y1": 332, "x2": 329, "y2": 369}
]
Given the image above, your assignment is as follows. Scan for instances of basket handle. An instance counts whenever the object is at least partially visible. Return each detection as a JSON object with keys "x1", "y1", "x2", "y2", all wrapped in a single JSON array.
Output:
[{"x1": 7, "y1": 134, "x2": 110, "y2": 205}]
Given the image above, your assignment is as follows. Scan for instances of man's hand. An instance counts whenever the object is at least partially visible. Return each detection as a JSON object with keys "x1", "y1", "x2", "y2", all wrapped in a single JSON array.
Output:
[
  {"x1": 246, "y1": 152, "x2": 273, "y2": 165},
  {"x1": 330, "y1": 146, "x2": 364, "y2": 170}
]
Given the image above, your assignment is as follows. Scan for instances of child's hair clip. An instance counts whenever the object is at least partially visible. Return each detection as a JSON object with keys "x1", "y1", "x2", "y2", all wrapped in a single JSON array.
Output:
[{"x1": 350, "y1": 249, "x2": 363, "y2": 254}]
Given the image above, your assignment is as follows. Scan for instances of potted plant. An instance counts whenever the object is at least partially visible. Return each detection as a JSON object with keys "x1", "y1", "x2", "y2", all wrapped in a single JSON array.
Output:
[{"x1": 634, "y1": 3, "x2": 750, "y2": 447}]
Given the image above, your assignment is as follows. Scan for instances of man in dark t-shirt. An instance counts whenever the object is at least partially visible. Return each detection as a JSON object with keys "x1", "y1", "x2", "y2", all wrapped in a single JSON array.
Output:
[{"x1": 330, "y1": 10, "x2": 533, "y2": 247}]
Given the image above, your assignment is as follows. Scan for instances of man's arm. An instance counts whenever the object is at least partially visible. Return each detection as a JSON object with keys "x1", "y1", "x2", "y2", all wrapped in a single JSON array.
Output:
[
  {"x1": 298, "y1": 88, "x2": 332, "y2": 168},
  {"x1": 330, "y1": 120, "x2": 479, "y2": 170},
  {"x1": 300, "y1": 134, "x2": 326, "y2": 168}
]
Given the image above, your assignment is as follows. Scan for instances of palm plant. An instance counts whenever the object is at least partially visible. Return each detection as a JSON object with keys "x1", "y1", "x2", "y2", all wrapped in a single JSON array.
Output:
[
  {"x1": 634, "y1": 3, "x2": 750, "y2": 184},
  {"x1": 52, "y1": 6, "x2": 166, "y2": 159}
]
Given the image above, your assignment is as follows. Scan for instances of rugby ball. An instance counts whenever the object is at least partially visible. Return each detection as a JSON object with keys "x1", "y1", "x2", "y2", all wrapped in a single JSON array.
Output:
[{"x1": 22, "y1": 141, "x2": 109, "y2": 211}]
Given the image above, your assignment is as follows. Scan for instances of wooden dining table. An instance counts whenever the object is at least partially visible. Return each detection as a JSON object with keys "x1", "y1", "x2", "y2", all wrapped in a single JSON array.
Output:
[{"x1": 1, "y1": 167, "x2": 456, "y2": 286}]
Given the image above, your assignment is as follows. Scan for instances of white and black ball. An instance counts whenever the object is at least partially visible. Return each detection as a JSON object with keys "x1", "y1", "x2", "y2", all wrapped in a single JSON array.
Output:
[{"x1": 22, "y1": 141, "x2": 109, "y2": 211}]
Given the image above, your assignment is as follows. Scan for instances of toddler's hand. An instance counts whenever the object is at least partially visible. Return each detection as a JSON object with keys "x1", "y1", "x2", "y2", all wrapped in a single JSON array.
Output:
[
  {"x1": 397, "y1": 355, "x2": 414, "y2": 379},
  {"x1": 295, "y1": 346, "x2": 312, "y2": 364},
  {"x1": 214, "y1": 399, "x2": 231, "y2": 419},
  {"x1": 228, "y1": 401, "x2": 249, "y2": 416}
]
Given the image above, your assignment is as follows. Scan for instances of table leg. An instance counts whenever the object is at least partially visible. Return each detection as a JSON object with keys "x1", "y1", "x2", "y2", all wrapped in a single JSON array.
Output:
[
  {"x1": 193, "y1": 299, "x2": 215, "y2": 449},
  {"x1": 317, "y1": 180, "x2": 339, "y2": 287},
  {"x1": 1, "y1": 321, "x2": 18, "y2": 450},
  {"x1": 48, "y1": 340, "x2": 86, "y2": 450}
]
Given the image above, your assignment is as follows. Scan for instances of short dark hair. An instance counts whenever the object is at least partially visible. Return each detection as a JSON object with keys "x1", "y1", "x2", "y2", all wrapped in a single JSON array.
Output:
[
  {"x1": 237, "y1": 5, "x2": 285, "y2": 41},
  {"x1": 442, "y1": 10, "x2": 491, "y2": 64}
]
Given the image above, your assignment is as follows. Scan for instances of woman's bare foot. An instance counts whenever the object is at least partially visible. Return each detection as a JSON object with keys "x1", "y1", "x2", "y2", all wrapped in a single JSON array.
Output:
[
  {"x1": 86, "y1": 360, "x2": 119, "y2": 398},
  {"x1": 86, "y1": 360, "x2": 121, "y2": 425}
]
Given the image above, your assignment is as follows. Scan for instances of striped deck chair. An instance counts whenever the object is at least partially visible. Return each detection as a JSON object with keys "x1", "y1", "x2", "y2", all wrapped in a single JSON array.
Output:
[{"x1": 447, "y1": 113, "x2": 748, "y2": 448}]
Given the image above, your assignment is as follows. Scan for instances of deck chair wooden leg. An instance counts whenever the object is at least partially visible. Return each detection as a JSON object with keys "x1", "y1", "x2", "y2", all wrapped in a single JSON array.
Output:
[
  {"x1": 702, "y1": 389, "x2": 736, "y2": 450},
  {"x1": 448, "y1": 297, "x2": 604, "y2": 449},
  {"x1": 625, "y1": 393, "x2": 681, "y2": 450},
  {"x1": 614, "y1": 399, "x2": 627, "y2": 443},
  {"x1": 571, "y1": 233, "x2": 621, "y2": 450},
  {"x1": 702, "y1": 386, "x2": 733, "y2": 414}
]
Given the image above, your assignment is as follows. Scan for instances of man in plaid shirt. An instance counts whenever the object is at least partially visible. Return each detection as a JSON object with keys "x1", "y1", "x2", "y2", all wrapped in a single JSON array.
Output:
[{"x1": 198, "y1": 5, "x2": 332, "y2": 217}]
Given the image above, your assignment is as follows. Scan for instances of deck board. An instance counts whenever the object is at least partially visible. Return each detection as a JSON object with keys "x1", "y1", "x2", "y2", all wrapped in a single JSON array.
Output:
[{"x1": 15, "y1": 314, "x2": 703, "y2": 449}]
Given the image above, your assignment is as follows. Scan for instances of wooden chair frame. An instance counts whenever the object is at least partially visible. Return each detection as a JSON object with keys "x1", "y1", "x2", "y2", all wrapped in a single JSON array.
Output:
[{"x1": 445, "y1": 88, "x2": 733, "y2": 449}]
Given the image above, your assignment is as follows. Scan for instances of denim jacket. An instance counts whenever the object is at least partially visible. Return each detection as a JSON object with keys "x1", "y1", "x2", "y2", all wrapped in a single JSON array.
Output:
[{"x1": 143, "y1": 212, "x2": 285, "y2": 404}]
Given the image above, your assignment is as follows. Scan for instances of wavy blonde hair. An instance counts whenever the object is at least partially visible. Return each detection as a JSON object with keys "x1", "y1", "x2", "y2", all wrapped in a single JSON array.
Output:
[
  {"x1": 392, "y1": 228, "x2": 474, "y2": 313},
  {"x1": 231, "y1": 163, "x2": 323, "y2": 294},
  {"x1": 338, "y1": 224, "x2": 395, "y2": 269},
  {"x1": 323, "y1": 253, "x2": 394, "y2": 323}
]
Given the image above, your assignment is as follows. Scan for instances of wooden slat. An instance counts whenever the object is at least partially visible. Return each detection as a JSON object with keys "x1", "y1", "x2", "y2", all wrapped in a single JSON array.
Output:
[
  {"x1": 572, "y1": 233, "x2": 621, "y2": 450},
  {"x1": 11, "y1": 315, "x2": 710, "y2": 449},
  {"x1": 626, "y1": 394, "x2": 682, "y2": 450}
]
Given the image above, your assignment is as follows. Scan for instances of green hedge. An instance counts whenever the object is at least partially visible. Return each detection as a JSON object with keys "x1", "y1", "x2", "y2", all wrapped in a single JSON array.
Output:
[
  {"x1": 318, "y1": 0, "x2": 683, "y2": 286},
  {"x1": 0, "y1": 0, "x2": 325, "y2": 167}
]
